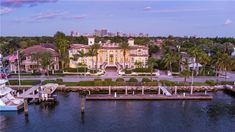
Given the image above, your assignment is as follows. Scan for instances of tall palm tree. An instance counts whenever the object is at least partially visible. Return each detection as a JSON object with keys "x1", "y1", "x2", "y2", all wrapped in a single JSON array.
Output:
[
  {"x1": 162, "y1": 51, "x2": 177, "y2": 72},
  {"x1": 39, "y1": 52, "x2": 53, "y2": 76},
  {"x1": 198, "y1": 51, "x2": 211, "y2": 76},
  {"x1": 147, "y1": 57, "x2": 157, "y2": 81},
  {"x1": 180, "y1": 70, "x2": 191, "y2": 85},
  {"x1": 188, "y1": 46, "x2": 203, "y2": 75},
  {"x1": 70, "y1": 54, "x2": 80, "y2": 72},
  {"x1": 119, "y1": 42, "x2": 129, "y2": 69},
  {"x1": 54, "y1": 32, "x2": 69, "y2": 70},
  {"x1": 77, "y1": 50, "x2": 87, "y2": 72},
  {"x1": 31, "y1": 53, "x2": 41, "y2": 72},
  {"x1": 87, "y1": 48, "x2": 96, "y2": 72},
  {"x1": 92, "y1": 43, "x2": 100, "y2": 70}
]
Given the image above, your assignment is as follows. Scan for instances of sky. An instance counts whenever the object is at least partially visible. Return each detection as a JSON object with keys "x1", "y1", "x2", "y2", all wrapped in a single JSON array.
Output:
[{"x1": 0, "y1": 0, "x2": 235, "y2": 37}]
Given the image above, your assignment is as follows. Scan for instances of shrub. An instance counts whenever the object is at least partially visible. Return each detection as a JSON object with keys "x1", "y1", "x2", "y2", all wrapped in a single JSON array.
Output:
[
  {"x1": 133, "y1": 68, "x2": 151, "y2": 73},
  {"x1": 78, "y1": 81, "x2": 95, "y2": 86},
  {"x1": 124, "y1": 69, "x2": 132, "y2": 74},
  {"x1": 128, "y1": 77, "x2": 138, "y2": 83},
  {"x1": 56, "y1": 78, "x2": 63, "y2": 84},
  {"x1": 42, "y1": 80, "x2": 56, "y2": 85},
  {"x1": 142, "y1": 77, "x2": 151, "y2": 82},
  {"x1": 205, "y1": 80, "x2": 216, "y2": 86},
  {"x1": 220, "y1": 81, "x2": 234, "y2": 85},
  {"x1": 143, "y1": 81, "x2": 158, "y2": 86},
  {"x1": 116, "y1": 78, "x2": 125, "y2": 82},
  {"x1": 65, "y1": 67, "x2": 88, "y2": 72},
  {"x1": 159, "y1": 80, "x2": 175, "y2": 86},
  {"x1": 104, "y1": 78, "x2": 112, "y2": 82},
  {"x1": 9, "y1": 80, "x2": 41, "y2": 85},
  {"x1": 65, "y1": 82, "x2": 80, "y2": 86},
  {"x1": 89, "y1": 69, "x2": 97, "y2": 73}
]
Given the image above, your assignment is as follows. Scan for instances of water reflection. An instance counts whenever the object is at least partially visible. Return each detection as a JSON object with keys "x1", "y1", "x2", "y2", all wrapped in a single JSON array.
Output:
[{"x1": 0, "y1": 92, "x2": 234, "y2": 132}]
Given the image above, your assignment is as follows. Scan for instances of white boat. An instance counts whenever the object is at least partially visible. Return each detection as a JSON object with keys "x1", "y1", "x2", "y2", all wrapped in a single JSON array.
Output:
[{"x1": 0, "y1": 79, "x2": 24, "y2": 111}]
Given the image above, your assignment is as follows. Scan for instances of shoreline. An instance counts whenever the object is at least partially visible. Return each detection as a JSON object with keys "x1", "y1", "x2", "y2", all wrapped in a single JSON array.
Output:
[{"x1": 10, "y1": 85, "x2": 224, "y2": 93}]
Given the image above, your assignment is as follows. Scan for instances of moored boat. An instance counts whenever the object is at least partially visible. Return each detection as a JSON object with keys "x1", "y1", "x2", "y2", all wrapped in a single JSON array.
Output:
[{"x1": 0, "y1": 79, "x2": 24, "y2": 111}]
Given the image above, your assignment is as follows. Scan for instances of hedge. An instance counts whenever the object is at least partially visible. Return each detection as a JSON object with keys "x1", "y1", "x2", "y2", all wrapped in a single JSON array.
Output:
[
  {"x1": 159, "y1": 80, "x2": 175, "y2": 86},
  {"x1": 133, "y1": 68, "x2": 151, "y2": 73},
  {"x1": 142, "y1": 77, "x2": 151, "y2": 82},
  {"x1": 128, "y1": 77, "x2": 138, "y2": 82},
  {"x1": 9, "y1": 80, "x2": 41, "y2": 85},
  {"x1": 64, "y1": 67, "x2": 88, "y2": 72},
  {"x1": 205, "y1": 80, "x2": 216, "y2": 86},
  {"x1": 116, "y1": 78, "x2": 125, "y2": 82}
]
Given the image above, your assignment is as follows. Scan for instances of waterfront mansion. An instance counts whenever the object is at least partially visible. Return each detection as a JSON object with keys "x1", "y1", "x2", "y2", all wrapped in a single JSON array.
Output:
[{"x1": 69, "y1": 37, "x2": 149, "y2": 70}]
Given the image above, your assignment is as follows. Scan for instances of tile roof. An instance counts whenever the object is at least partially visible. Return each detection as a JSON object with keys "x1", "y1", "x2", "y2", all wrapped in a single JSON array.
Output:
[{"x1": 22, "y1": 45, "x2": 59, "y2": 57}]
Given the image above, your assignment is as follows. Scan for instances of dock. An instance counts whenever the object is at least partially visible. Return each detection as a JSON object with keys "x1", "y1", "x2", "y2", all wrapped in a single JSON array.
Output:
[
  {"x1": 18, "y1": 85, "x2": 40, "y2": 99},
  {"x1": 17, "y1": 83, "x2": 59, "y2": 101},
  {"x1": 86, "y1": 94, "x2": 213, "y2": 100}
]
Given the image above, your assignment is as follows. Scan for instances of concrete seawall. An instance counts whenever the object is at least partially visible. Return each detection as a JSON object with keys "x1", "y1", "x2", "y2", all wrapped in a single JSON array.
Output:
[{"x1": 10, "y1": 85, "x2": 224, "y2": 92}]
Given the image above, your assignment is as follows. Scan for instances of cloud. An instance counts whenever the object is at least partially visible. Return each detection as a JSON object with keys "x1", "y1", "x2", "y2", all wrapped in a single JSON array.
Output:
[
  {"x1": 32, "y1": 11, "x2": 65, "y2": 21},
  {"x1": 144, "y1": 8, "x2": 221, "y2": 13},
  {"x1": 1, "y1": 0, "x2": 58, "y2": 7},
  {"x1": 224, "y1": 19, "x2": 232, "y2": 25},
  {"x1": 143, "y1": 6, "x2": 152, "y2": 11},
  {"x1": 71, "y1": 15, "x2": 87, "y2": 20},
  {"x1": 0, "y1": 7, "x2": 13, "y2": 15}
]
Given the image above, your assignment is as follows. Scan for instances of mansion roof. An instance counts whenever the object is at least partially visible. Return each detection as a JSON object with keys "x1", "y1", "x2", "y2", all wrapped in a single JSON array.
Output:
[{"x1": 22, "y1": 45, "x2": 59, "y2": 57}]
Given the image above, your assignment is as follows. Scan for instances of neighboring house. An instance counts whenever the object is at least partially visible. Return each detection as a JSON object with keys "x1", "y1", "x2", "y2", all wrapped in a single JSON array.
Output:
[
  {"x1": 69, "y1": 37, "x2": 149, "y2": 70},
  {"x1": 9, "y1": 44, "x2": 59, "y2": 73},
  {"x1": 231, "y1": 48, "x2": 235, "y2": 57},
  {"x1": 180, "y1": 52, "x2": 202, "y2": 71}
]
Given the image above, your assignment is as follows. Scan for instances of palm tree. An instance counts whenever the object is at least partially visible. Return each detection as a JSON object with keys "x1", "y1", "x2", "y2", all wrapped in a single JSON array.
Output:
[
  {"x1": 180, "y1": 70, "x2": 191, "y2": 85},
  {"x1": 119, "y1": 42, "x2": 129, "y2": 69},
  {"x1": 188, "y1": 46, "x2": 203, "y2": 75},
  {"x1": 77, "y1": 50, "x2": 87, "y2": 73},
  {"x1": 147, "y1": 57, "x2": 157, "y2": 81},
  {"x1": 70, "y1": 54, "x2": 80, "y2": 72},
  {"x1": 92, "y1": 43, "x2": 100, "y2": 70},
  {"x1": 87, "y1": 48, "x2": 96, "y2": 72},
  {"x1": 198, "y1": 51, "x2": 211, "y2": 76},
  {"x1": 38, "y1": 52, "x2": 53, "y2": 76},
  {"x1": 31, "y1": 53, "x2": 41, "y2": 72},
  {"x1": 162, "y1": 51, "x2": 177, "y2": 72},
  {"x1": 54, "y1": 32, "x2": 69, "y2": 70}
]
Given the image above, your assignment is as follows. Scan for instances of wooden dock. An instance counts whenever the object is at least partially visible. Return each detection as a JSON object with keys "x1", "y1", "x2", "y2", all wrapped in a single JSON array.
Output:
[
  {"x1": 18, "y1": 85, "x2": 40, "y2": 99},
  {"x1": 86, "y1": 94, "x2": 213, "y2": 100}
]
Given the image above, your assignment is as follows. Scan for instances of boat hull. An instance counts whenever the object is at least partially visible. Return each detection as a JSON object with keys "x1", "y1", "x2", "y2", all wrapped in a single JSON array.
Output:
[{"x1": 0, "y1": 103, "x2": 24, "y2": 111}]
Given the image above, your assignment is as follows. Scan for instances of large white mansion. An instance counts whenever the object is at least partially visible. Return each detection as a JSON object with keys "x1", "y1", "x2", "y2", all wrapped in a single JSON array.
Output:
[{"x1": 69, "y1": 37, "x2": 149, "y2": 70}]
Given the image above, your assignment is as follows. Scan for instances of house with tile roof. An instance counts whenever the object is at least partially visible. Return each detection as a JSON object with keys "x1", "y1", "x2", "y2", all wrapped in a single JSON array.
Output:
[{"x1": 9, "y1": 44, "x2": 59, "y2": 73}]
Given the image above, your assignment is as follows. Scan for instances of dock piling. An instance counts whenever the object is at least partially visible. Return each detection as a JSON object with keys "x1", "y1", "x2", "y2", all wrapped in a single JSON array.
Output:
[
  {"x1": 24, "y1": 99, "x2": 28, "y2": 116},
  {"x1": 175, "y1": 86, "x2": 177, "y2": 95},
  {"x1": 109, "y1": 86, "x2": 111, "y2": 95},
  {"x1": 142, "y1": 86, "x2": 144, "y2": 95},
  {"x1": 158, "y1": 86, "x2": 161, "y2": 95},
  {"x1": 125, "y1": 86, "x2": 128, "y2": 95},
  {"x1": 81, "y1": 96, "x2": 85, "y2": 113}
]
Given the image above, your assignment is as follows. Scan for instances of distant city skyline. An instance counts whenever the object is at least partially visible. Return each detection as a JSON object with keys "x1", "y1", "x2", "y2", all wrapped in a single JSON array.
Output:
[{"x1": 0, "y1": 0, "x2": 235, "y2": 37}]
